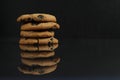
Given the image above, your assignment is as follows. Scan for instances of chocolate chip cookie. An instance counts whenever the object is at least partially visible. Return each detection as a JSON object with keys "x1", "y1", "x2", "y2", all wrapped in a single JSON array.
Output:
[
  {"x1": 19, "y1": 37, "x2": 58, "y2": 45},
  {"x1": 19, "y1": 44, "x2": 58, "y2": 51},
  {"x1": 17, "y1": 13, "x2": 57, "y2": 22},
  {"x1": 20, "y1": 22, "x2": 60, "y2": 31},
  {"x1": 20, "y1": 31, "x2": 54, "y2": 38}
]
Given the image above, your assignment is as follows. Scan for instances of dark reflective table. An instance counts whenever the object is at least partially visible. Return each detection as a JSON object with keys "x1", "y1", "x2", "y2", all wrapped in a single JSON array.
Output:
[{"x1": 1, "y1": 38, "x2": 120, "y2": 80}]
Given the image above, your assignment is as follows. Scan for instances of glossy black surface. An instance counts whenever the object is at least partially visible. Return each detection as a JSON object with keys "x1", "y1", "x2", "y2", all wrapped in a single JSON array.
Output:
[{"x1": 1, "y1": 38, "x2": 120, "y2": 80}]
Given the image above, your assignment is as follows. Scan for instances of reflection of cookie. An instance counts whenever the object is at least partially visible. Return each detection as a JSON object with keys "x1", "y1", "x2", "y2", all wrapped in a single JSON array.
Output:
[
  {"x1": 19, "y1": 44, "x2": 58, "y2": 51},
  {"x1": 21, "y1": 22, "x2": 60, "y2": 31},
  {"x1": 21, "y1": 51, "x2": 55, "y2": 58},
  {"x1": 20, "y1": 31, "x2": 54, "y2": 38},
  {"x1": 21, "y1": 57, "x2": 60, "y2": 66},
  {"x1": 17, "y1": 13, "x2": 56, "y2": 22},
  {"x1": 19, "y1": 37, "x2": 58, "y2": 45},
  {"x1": 18, "y1": 65, "x2": 57, "y2": 75}
]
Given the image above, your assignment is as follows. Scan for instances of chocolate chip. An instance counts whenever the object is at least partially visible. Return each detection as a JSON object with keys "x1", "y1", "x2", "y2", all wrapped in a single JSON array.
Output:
[
  {"x1": 38, "y1": 15, "x2": 44, "y2": 20},
  {"x1": 27, "y1": 18, "x2": 31, "y2": 21},
  {"x1": 20, "y1": 19, "x2": 26, "y2": 22},
  {"x1": 50, "y1": 47, "x2": 54, "y2": 51},
  {"x1": 50, "y1": 37, "x2": 53, "y2": 41},
  {"x1": 48, "y1": 42, "x2": 51, "y2": 47}
]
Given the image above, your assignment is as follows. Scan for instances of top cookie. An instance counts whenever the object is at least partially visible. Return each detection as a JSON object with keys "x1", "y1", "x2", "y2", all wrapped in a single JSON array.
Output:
[{"x1": 17, "y1": 13, "x2": 57, "y2": 22}]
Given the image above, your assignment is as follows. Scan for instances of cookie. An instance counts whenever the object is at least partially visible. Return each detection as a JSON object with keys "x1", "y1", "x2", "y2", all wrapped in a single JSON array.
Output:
[
  {"x1": 19, "y1": 44, "x2": 58, "y2": 51},
  {"x1": 19, "y1": 37, "x2": 58, "y2": 45},
  {"x1": 21, "y1": 57, "x2": 60, "y2": 66},
  {"x1": 20, "y1": 31, "x2": 54, "y2": 38},
  {"x1": 18, "y1": 64, "x2": 57, "y2": 75},
  {"x1": 21, "y1": 22, "x2": 60, "y2": 31},
  {"x1": 21, "y1": 51, "x2": 55, "y2": 58},
  {"x1": 17, "y1": 13, "x2": 56, "y2": 22}
]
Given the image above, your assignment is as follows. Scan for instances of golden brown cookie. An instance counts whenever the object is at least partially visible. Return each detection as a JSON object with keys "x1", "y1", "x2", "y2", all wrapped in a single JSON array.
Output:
[
  {"x1": 21, "y1": 57, "x2": 60, "y2": 66},
  {"x1": 21, "y1": 51, "x2": 55, "y2": 58},
  {"x1": 18, "y1": 65, "x2": 57, "y2": 75},
  {"x1": 20, "y1": 31, "x2": 54, "y2": 38},
  {"x1": 17, "y1": 13, "x2": 56, "y2": 22},
  {"x1": 20, "y1": 22, "x2": 60, "y2": 31},
  {"x1": 19, "y1": 37, "x2": 58, "y2": 45},
  {"x1": 19, "y1": 44, "x2": 58, "y2": 51}
]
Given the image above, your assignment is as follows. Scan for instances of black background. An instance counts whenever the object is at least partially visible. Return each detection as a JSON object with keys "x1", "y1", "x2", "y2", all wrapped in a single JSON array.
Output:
[
  {"x1": 0, "y1": 0, "x2": 120, "y2": 38},
  {"x1": 1, "y1": 0, "x2": 120, "y2": 79}
]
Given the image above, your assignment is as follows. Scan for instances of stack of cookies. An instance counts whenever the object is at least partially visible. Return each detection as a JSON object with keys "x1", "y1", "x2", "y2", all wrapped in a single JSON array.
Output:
[{"x1": 17, "y1": 13, "x2": 60, "y2": 75}]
